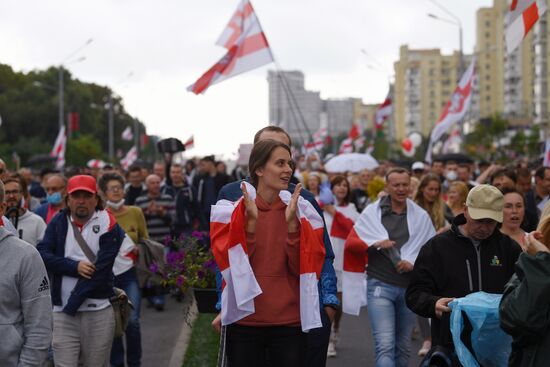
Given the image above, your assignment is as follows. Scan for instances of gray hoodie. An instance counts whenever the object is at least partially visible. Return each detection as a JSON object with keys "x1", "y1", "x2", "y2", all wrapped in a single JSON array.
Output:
[{"x1": 0, "y1": 227, "x2": 52, "y2": 366}]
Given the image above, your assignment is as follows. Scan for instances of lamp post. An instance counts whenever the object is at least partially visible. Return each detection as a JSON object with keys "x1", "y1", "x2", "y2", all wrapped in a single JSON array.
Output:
[
  {"x1": 108, "y1": 72, "x2": 134, "y2": 162},
  {"x1": 427, "y1": 0, "x2": 464, "y2": 77},
  {"x1": 58, "y1": 38, "x2": 93, "y2": 130}
]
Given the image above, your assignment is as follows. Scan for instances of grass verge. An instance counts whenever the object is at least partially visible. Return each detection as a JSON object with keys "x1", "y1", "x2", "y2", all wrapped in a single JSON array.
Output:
[{"x1": 182, "y1": 313, "x2": 219, "y2": 367}]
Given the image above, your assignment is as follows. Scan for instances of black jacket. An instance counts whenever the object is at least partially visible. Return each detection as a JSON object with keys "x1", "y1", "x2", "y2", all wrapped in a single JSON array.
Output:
[
  {"x1": 523, "y1": 190, "x2": 540, "y2": 232},
  {"x1": 500, "y1": 252, "x2": 550, "y2": 367},
  {"x1": 406, "y1": 214, "x2": 521, "y2": 349}
]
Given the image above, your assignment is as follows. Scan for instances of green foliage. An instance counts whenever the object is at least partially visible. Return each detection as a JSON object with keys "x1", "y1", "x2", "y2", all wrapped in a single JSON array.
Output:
[
  {"x1": 66, "y1": 134, "x2": 105, "y2": 167},
  {"x1": 0, "y1": 63, "x2": 151, "y2": 168},
  {"x1": 182, "y1": 314, "x2": 219, "y2": 367}
]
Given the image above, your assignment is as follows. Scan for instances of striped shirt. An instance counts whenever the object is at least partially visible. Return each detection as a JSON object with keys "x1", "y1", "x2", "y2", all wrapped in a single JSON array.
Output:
[{"x1": 135, "y1": 194, "x2": 175, "y2": 243}]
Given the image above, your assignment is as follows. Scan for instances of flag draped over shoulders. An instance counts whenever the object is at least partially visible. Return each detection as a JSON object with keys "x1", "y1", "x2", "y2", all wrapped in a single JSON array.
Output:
[
  {"x1": 210, "y1": 182, "x2": 325, "y2": 332},
  {"x1": 342, "y1": 198, "x2": 435, "y2": 315}
]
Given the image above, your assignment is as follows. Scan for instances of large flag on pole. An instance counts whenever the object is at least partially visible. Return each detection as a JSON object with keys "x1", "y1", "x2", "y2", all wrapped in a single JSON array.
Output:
[
  {"x1": 375, "y1": 94, "x2": 392, "y2": 130},
  {"x1": 188, "y1": 0, "x2": 274, "y2": 94},
  {"x1": 50, "y1": 125, "x2": 66, "y2": 170},
  {"x1": 184, "y1": 135, "x2": 195, "y2": 150},
  {"x1": 120, "y1": 146, "x2": 138, "y2": 170},
  {"x1": 425, "y1": 57, "x2": 476, "y2": 163},
  {"x1": 505, "y1": 0, "x2": 547, "y2": 54}
]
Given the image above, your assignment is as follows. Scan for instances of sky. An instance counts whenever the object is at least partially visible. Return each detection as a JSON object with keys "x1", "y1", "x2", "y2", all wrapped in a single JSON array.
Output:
[{"x1": 0, "y1": 0, "x2": 493, "y2": 160}]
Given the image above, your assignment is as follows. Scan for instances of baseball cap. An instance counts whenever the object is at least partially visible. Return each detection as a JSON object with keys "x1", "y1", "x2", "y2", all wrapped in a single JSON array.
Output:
[
  {"x1": 412, "y1": 162, "x2": 425, "y2": 171},
  {"x1": 466, "y1": 184, "x2": 503, "y2": 223},
  {"x1": 67, "y1": 175, "x2": 97, "y2": 195}
]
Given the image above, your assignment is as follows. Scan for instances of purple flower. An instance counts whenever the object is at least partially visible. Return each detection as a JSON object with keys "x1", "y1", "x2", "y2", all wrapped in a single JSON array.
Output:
[
  {"x1": 149, "y1": 262, "x2": 158, "y2": 273},
  {"x1": 197, "y1": 270, "x2": 205, "y2": 279},
  {"x1": 176, "y1": 275, "x2": 185, "y2": 287},
  {"x1": 191, "y1": 231, "x2": 204, "y2": 240},
  {"x1": 163, "y1": 235, "x2": 172, "y2": 247}
]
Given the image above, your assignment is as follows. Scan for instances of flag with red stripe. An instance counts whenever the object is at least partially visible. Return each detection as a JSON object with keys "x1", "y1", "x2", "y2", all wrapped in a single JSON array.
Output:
[
  {"x1": 184, "y1": 135, "x2": 194, "y2": 150},
  {"x1": 188, "y1": 0, "x2": 274, "y2": 94},
  {"x1": 120, "y1": 146, "x2": 138, "y2": 170},
  {"x1": 342, "y1": 198, "x2": 435, "y2": 315},
  {"x1": 425, "y1": 57, "x2": 475, "y2": 163},
  {"x1": 375, "y1": 94, "x2": 392, "y2": 130},
  {"x1": 339, "y1": 138, "x2": 353, "y2": 154},
  {"x1": 210, "y1": 182, "x2": 325, "y2": 331},
  {"x1": 50, "y1": 125, "x2": 67, "y2": 170},
  {"x1": 506, "y1": 0, "x2": 547, "y2": 54}
]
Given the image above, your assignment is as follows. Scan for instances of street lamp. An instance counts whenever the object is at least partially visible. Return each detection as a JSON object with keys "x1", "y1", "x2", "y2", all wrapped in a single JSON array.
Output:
[
  {"x1": 427, "y1": 0, "x2": 464, "y2": 77},
  {"x1": 58, "y1": 39, "x2": 93, "y2": 130},
  {"x1": 108, "y1": 72, "x2": 134, "y2": 161}
]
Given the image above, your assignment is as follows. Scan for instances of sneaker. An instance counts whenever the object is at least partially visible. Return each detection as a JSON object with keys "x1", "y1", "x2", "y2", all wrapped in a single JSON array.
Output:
[
  {"x1": 330, "y1": 329, "x2": 340, "y2": 347},
  {"x1": 327, "y1": 341, "x2": 337, "y2": 358},
  {"x1": 418, "y1": 340, "x2": 431, "y2": 357}
]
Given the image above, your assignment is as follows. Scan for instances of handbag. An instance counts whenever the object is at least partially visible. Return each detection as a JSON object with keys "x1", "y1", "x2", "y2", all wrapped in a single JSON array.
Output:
[{"x1": 70, "y1": 220, "x2": 133, "y2": 338}]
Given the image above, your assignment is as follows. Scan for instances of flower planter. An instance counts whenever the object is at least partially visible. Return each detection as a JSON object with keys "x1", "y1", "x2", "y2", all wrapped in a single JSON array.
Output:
[{"x1": 193, "y1": 288, "x2": 218, "y2": 313}]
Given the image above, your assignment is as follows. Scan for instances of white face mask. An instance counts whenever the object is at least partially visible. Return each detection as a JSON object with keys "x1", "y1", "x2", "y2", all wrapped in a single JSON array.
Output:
[
  {"x1": 446, "y1": 170, "x2": 458, "y2": 181},
  {"x1": 106, "y1": 199, "x2": 125, "y2": 210}
]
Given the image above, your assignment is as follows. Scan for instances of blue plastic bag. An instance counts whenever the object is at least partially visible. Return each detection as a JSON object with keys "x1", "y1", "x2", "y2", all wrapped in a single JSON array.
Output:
[{"x1": 449, "y1": 292, "x2": 512, "y2": 367}]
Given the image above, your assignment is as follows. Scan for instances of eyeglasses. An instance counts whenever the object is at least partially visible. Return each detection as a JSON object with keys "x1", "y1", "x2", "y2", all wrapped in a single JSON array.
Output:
[
  {"x1": 5, "y1": 190, "x2": 21, "y2": 196},
  {"x1": 107, "y1": 186, "x2": 123, "y2": 193}
]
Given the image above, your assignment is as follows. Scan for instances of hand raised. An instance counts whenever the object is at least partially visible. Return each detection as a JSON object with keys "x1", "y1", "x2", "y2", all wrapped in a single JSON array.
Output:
[
  {"x1": 286, "y1": 183, "x2": 302, "y2": 232},
  {"x1": 241, "y1": 183, "x2": 258, "y2": 232}
]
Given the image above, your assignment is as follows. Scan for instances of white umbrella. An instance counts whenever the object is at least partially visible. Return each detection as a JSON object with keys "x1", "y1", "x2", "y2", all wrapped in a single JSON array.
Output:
[{"x1": 324, "y1": 153, "x2": 379, "y2": 173}]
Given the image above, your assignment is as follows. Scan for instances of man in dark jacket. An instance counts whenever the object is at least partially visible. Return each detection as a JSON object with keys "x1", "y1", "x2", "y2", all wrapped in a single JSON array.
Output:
[
  {"x1": 37, "y1": 175, "x2": 125, "y2": 366},
  {"x1": 406, "y1": 184, "x2": 521, "y2": 356}
]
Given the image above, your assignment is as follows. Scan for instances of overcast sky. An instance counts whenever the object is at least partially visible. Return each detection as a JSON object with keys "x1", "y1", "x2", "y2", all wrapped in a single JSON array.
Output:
[{"x1": 0, "y1": 0, "x2": 493, "y2": 159}]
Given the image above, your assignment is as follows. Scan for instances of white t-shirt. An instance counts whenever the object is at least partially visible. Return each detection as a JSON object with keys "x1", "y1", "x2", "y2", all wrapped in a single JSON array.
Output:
[{"x1": 53, "y1": 211, "x2": 113, "y2": 313}]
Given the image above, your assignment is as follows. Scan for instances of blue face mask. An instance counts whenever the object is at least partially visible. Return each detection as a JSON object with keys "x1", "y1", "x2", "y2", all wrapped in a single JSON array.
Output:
[{"x1": 47, "y1": 192, "x2": 63, "y2": 205}]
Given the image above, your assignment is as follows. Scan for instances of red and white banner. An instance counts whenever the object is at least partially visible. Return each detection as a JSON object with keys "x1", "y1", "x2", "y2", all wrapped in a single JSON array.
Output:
[
  {"x1": 354, "y1": 136, "x2": 366, "y2": 152},
  {"x1": 313, "y1": 127, "x2": 328, "y2": 149},
  {"x1": 425, "y1": 57, "x2": 475, "y2": 162},
  {"x1": 121, "y1": 126, "x2": 133, "y2": 141},
  {"x1": 87, "y1": 159, "x2": 106, "y2": 169},
  {"x1": 375, "y1": 94, "x2": 392, "y2": 130},
  {"x1": 120, "y1": 146, "x2": 138, "y2": 170},
  {"x1": 339, "y1": 138, "x2": 353, "y2": 154},
  {"x1": 50, "y1": 125, "x2": 66, "y2": 170},
  {"x1": 324, "y1": 205, "x2": 359, "y2": 277},
  {"x1": 506, "y1": 0, "x2": 547, "y2": 54},
  {"x1": 544, "y1": 137, "x2": 550, "y2": 167},
  {"x1": 342, "y1": 199, "x2": 435, "y2": 315},
  {"x1": 184, "y1": 135, "x2": 194, "y2": 150},
  {"x1": 188, "y1": 0, "x2": 274, "y2": 94},
  {"x1": 210, "y1": 182, "x2": 325, "y2": 331}
]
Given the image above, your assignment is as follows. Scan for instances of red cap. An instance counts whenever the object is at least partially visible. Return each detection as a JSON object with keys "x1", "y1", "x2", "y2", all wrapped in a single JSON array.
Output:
[{"x1": 67, "y1": 175, "x2": 97, "y2": 195}]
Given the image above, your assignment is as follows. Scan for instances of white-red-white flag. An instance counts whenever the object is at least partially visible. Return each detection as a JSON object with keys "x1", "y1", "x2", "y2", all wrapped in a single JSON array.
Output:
[
  {"x1": 184, "y1": 135, "x2": 194, "y2": 150},
  {"x1": 375, "y1": 94, "x2": 392, "y2": 130},
  {"x1": 121, "y1": 126, "x2": 133, "y2": 141},
  {"x1": 339, "y1": 138, "x2": 353, "y2": 154},
  {"x1": 354, "y1": 136, "x2": 366, "y2": 152},
  {"x1": 50, "y1": 125, "x2": 66, "y2": 170},
  {"x1": 87, "y1": 159, "x2": 106, "y2": 169},
  {"x1": 425, "y1": 57, "x2": 476, "y2": 162},
  {"x1": 506, "y1": 0, "x2": 547, "y2": 54},
  {"x1": 544, "y1": 138, "x2": 550, "y2": 167},
  {"x1": 188, "y1": 0, "x2": 274, "y2": 94},
  {"x1": 313, "y1": 127, "x2": 328, "y2": 150},
  {"x1": 120, "y1": 146, "x2": 138, "y2": 170}
]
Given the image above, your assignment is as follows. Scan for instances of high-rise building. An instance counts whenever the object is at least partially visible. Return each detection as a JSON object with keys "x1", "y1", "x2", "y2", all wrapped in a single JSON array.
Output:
[
  {"x1": 393, "y1": 45, "x2": 466, "y2": 141},
  {"x1": 267, "y1": 70, "x2": 322, "y2": 145},
  {"x1": 475, "y1": 0, "x2": 534, "y2": 123}
]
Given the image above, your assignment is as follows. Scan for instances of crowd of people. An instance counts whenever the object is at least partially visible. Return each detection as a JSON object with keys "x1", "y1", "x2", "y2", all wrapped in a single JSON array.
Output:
[{"x1": 3, "y1": 125, "x2": 550, "y2": 367}]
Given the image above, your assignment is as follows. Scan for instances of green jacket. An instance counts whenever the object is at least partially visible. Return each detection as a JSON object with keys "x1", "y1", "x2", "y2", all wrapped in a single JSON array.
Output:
[{"x1": 500, "y1": 252, "x2": 550, "y2": 367}]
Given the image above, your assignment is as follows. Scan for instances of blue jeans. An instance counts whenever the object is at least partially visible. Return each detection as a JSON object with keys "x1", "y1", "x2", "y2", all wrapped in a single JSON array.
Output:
[
  {"x1": 367, "y1": 277, "x2": 416, "y2": 367},
  {"x1": 111, "y1": 268, "x2": 142, "y2": 367}
]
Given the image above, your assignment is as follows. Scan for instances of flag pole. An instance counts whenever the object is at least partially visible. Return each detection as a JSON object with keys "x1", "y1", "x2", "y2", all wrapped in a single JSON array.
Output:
[{"x1": 250, "y1": 0, "x2": 314, "y2": 146}]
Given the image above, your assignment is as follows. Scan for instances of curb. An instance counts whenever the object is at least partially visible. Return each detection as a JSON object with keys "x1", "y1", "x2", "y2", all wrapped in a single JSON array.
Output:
[{"x1": 169, "y1": 296, "x2": 198, "y2": 367}]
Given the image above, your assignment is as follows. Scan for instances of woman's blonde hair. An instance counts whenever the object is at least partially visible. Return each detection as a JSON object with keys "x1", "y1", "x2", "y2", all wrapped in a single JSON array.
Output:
[
  {"x1": 448, "y1": 181, "x2": 469, "y2": 211},
  {"x1": 414, "y1": 174, "x2": 446, "y2": 230},
  {"x1": 536, "y1": 215, "x2": 550, "y2": 251}
]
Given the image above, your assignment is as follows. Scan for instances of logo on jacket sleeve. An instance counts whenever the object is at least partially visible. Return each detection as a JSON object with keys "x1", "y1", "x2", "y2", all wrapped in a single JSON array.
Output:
[
  {"x1": 490, "y1": 255, "x2": 502, "y2": 267},
  {"x1": 93, "y1": 225, "x2": 100, "y2": 233},
  {"x1": 38, "y1": 276, "x2": 50, "y2": 292}
]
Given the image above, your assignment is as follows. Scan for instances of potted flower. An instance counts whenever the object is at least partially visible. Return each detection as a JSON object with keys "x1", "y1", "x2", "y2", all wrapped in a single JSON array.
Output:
[{"x1": 154, "y1": 231, "x2": 218, "y2": 313}]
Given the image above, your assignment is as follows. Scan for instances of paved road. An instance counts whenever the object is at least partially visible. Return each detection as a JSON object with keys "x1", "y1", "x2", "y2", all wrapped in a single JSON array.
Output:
[
  {"x1": 327, "y1": 308, "x2": 425, "y2": 367},
  {"x1": 140, "y1": 296, "x2": 188, "y2": 367}
]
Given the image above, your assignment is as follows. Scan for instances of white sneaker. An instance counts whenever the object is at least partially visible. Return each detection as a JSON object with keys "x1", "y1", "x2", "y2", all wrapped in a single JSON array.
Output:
[{"x1": 327, "y1": 341, "x2": 337, "y2": 358}]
